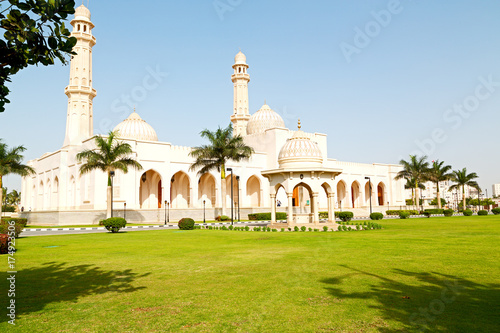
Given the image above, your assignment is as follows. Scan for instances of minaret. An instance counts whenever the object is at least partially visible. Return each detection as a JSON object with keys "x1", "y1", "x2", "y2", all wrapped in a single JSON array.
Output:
[
  {"x1": 63, "y1": 4, "x2": 97, "y2": 147},
  {"x1": 230, "y1": 51, "x2": 251, "y2": 137}
]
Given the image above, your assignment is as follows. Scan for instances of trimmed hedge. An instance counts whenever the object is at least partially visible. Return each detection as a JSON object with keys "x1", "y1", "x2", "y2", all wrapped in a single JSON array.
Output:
[
  {"x1": 399, "y1": 211, "x2": 410, "y2": 219},
  {"x1": 443, "y1": 209, "x2": 454, "y2": 217},
  {"x1": 0, "y1": 219, "x2": 25, "y2": 238},
  {"x1": 1, "y1": 205, "x2": 15, "y2": 212},
  {"x1": 178, "y1": 218, "x2": 195, "y2": 230},
  {"x1": 463, "y1": 209, "x2": 473, "y2": 216},
  {"x1": 492, "y1": 208, "x2": 500, "y2": 215},
  {"x1": 478, "y1": 210, "x2": 488, "y2": 216},
  {"x1": 338, "y1": 211, "x2": 353, "y2": 222},
  {"x1": 215, "y1": 215, "x2": 230, "y2": 221},
  {"x1": 101, "y1": 217, "x2": 127, "y2": 233},
  {"x1": 1, "y1": 217, "x2": 28, "y2": 227},
  {"x1": 386, "y1": 210, "x2": 418, "y2": 216},
  {"x1": 370, "y1": 212, "x2": 383, "y2": 220},
  {"x1": 248, "y1": 212, "x2": 287, "y2": 221},
  {"x1": 423, "y1": 209, "x2": 444, "y2": 215}
]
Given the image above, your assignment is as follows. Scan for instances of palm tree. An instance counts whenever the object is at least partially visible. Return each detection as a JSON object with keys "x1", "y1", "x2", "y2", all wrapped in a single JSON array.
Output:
[
  {"x1": 426, "y1": 160, "x2": 453, "y2": 209},
  {"x1": 449, "y1": 168, "x2": 480, "y2": 211},
  {"x1": 189, "y1": 124, "x2": 254, "y2": 215},
  {"x1": 76, "y1": 131, "x2": 143, "y2": 218},
  {"x1": 7, "y1": 189, "x2": 21, "y2": 206},
  {"x1": 0, "y1": 140, "x2": 35, "y2": 216},
  {"x1": 404, "y1": 177, "x2": 425, "y2": 206},
  {"x1": 395, "y1": 155, "x2": 429, "y2": 211}
]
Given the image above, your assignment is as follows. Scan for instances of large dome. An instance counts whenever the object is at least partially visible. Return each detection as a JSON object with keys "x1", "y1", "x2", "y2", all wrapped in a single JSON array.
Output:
[
  {"x1": 278, "y1": 121, "x2": 323, "y2": 168},
  {"x1": 113, "y1": 111, "x2": 158, "y2": 141},
  {"x1": 246, "y1": 104, "x2": 286, "y2": 135}
]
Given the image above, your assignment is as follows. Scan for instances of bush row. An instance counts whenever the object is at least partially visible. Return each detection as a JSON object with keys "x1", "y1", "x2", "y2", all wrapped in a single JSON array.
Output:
[
  {"x1": 248, "y1": 212, "x2": 287, "y2": 220},
  {"x1": 386, "y1": 210, "x2": 419, "y2": 216},
  {"x1": 0, "y1": 219, "x2": 26, "y2": 238},
  {"x1": 337, "y1": 221, "x2": 382, "y2": 231}
]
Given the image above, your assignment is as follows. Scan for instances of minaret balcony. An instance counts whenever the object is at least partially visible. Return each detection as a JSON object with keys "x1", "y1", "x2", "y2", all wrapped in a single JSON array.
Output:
[
  {"x1": 231, "y1": 73, "x2": 250, "y2": 81},
  {"x1": 70, "y1": 32, "x2": 96, "y2": 45},
  {"x1": 65, "y1": 85, "x2": 97, "y2": 97}
]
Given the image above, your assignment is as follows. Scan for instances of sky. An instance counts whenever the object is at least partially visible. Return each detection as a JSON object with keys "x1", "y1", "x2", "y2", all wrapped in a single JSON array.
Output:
[{"x1": 1, "y1": 0, "x2": 500, "y2": 194}]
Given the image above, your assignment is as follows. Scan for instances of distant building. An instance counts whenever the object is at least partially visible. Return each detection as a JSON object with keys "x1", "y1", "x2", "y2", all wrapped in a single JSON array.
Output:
[{"x1": 492, "y1": 184, "x2": 500, "y2": 197}]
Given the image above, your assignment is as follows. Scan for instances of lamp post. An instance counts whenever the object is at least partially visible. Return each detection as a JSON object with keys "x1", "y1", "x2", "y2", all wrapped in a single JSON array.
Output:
[
  {"x1": 124, "y1": 202, "x2": 126, "y2": 220},
  {"x1": 477, "y1": 188, "x2": 481, "y2": 212},
  {"x1": 365, "y1": 176, "x2": 372, "y2": 215},
  {"x1": 164, "y1": 200, "x2": 167, "y2": 226},
  {"x1": 236, "y1": 176, "x2": 240, "y2": 222},
  {"x1": 486, "y1": 189, "x2": 489, "y2": 211},
  {"x1": 227, "y1": 168, "x2": 234, "y2": 225},
  {"x1": 110, "y1": 171, "x2": 115, "y2": 217},
  {"x1": 203, "y1": 200, "x2": 206, "y2": 223}
]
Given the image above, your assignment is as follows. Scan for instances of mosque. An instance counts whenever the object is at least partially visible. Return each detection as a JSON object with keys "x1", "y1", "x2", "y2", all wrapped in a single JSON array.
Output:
[{"x1": 20, "y1": 5, "x2": 406, "y2": 226}]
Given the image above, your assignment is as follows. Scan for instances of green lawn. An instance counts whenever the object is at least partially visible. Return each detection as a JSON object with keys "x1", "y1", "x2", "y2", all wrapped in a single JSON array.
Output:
[{"x1": 1, "y1": 216, "x2": 499, "y2": 332}]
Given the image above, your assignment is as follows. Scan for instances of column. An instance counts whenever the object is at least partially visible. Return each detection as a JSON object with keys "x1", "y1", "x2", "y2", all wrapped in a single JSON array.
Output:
[
  {"x1": 312, "y1": 193, "x2": 319, "y2": 225},
  {"x1": 287, "y1": 192, "x2": 293, "y2": 225},
  {"x1": 270, "y1": 193, "x2": 276, "y2": 224},
  {"x1": 328, "y1": 193, "x2": 335, "y2": 223}
]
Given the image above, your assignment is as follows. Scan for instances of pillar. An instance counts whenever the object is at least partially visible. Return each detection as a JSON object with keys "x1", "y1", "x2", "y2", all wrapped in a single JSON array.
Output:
[
  {"x1": 270, "y1": 193, "x2": 276, "y2": 224},
  {"x1": 328, "y1": 193, "x2": 335, "y2": 223},
  {"x1": 312, "y1": 193, "x2": 319, "y2": 225},
  {"x1": 287, "y1": 192, "x2": 293, "y2": 225}
]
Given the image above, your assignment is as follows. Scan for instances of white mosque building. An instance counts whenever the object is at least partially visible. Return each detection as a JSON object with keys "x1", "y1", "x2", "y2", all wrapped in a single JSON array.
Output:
[{"x1": 20, "y1": 5, "x2": 405, "y2": 225}]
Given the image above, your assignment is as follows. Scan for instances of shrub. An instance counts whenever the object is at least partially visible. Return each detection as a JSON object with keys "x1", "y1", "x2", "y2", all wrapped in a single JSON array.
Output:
[
  {"x1": 370, "y1": 212, "x2": 383, "y2": 220},
  {"x1": 338, "y1": 211, "x2": 354, "y2": 222},
  {"x1": 1, "y1": 205, "x2": 15, "y2": 212},
  {"x1": 348, "y1": 227, "x2": 352, "y2": 231},
  {"x1": 319, "y1": 211, "x2": 328, "y2": 219},
  {"x1": 254, "y1": 227, "x2": 260, "y2": 231},
  {"x1": 247, "y1": 212, "x2": 287, "y2": 221},
  {"x1": 443, "y1": 209, "x2": 454, "y2": 217},
  {"x1": 323, "y1": 226, "x2": 328, "y2": 232},
  {"x1": 228, "y1": 225, "x2": 234, "y2": 230},
  {"x1": 422, "y1": 211, "x2": 432, "y2": 218},
  {"x1": 222, "y1": 226, "x2": 228, "y2": 231},
  {"x1": 1, "y1": 217, "x2": 28, "y2": 227},
  {"x1": 301, "y1": 226, "x2": 306, "y2": 232},
  {"x1": 0, "y1": 219, "x2": 26, "y2": 238},
  {"x1": 308, "y1": 227, "x2": 312, "y2": 232},
  {"x1": 288, "y1": 227, "x2": 292, "y2": 231},
  {"x1": 478, "y1": 210, "x2": 488, "y2": 216},
  {"x1": 314, "y1": 229, "x2": 319, "y2": 232},
  {"x1": 245, "y1": 226, "x2": 250, "y2": 231},
  {"x1": 342, "y1": 225, "x2": 348, "y2": 231},
  {"x1": 0, "y1": 233, "x2": 11, "y2": 254},
  {"x1": 423, "y1": 209, "x2": 444, "y2": 215},
  {"x1": 215, "y1": 215, "x2": 230, "y2": 221},
  {"x1": 281, "y1": 228, "x2": 285, "y2": 232},
  {"x1": 356, "y1": 224, "x2": 360, "y2": 230},
  {"x1": 386, "y1": 210, "x2": 418, "y2": 216},
  {"x1": 399, "y1": 211, "x2": 410, "y2": 219},
  {"x1": 492, "y1": 208, "x2": 500, "y2": 215},
  {"x1": 178, "y1": 218, "x2": 195, "y2": 230},
  {"x1": 463, "y1": 209, "x2": 473, "y2": 216},
  {"x1": 294, "y1": 226, "x2": 299, "y2": 232},
  {"x1": 337, "y1": 225, "x2": 342, "y2": 231},
  {"x1": 101, "y1": 217, "x2": 127, "y2": 233},
  {"x1": 272, "y1": 228, "x2": 278, "y2": 232}
]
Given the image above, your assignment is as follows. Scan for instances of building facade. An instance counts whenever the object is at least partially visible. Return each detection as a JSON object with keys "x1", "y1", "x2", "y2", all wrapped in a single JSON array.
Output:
[{"x1": 21, "y1": 6, "x2": 406, "y2": 225}]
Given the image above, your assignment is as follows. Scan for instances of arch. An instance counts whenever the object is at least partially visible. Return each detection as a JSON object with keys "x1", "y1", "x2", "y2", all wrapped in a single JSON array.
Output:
[
  {"x1": 53, "y1": 177, "x2": 59, "y2": 209},
  {"x1": 246, "y1": 175, "x2": 261, "y2": 207},
  {"x1": 225, "y1": 174, "x2": 239, "y2": 209},
  {"x1": 198, "y1": 173, "x2": 216, "y2": 208},
  {"x1": 377, "y1": 182, "x2": 386, "y2": 206},
  {"x1": 45, "y1": 179, "x2": 51, "y2": 210},
  {"x1": 68, "y1": 176, "x2": 76, "y2": 208},
  {"x1": 292, "y1": 182, "x2": 312, "y2": 213},
  {"x1": 337, "y1": 180, "x2": 347, "y2": 209},
  {"x1": 170, "y1": 171, "x2": 190, "y2": 209},
  {"x1": 139, "y1": 170, "x2": 163, "y2": 209},
  {"x1": 38, "y1": 180, "x2": 44, "y2": 210},
  {"x1": 351, "y1": 181, "x2": 361, "y2": 208},
  {"x1": 364, "y1": 181, "x2": 372, "y2": 206}
]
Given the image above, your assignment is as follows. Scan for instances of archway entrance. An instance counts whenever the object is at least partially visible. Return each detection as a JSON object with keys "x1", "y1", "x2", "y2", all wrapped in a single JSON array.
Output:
[
  {"x1": 139, "y1": 170, "x2": 163, "y2": 209},
  {"x1": 170, "y1": 171, "x2": 190, "y2": 209},
  {"x1": 377, "y1": 183, "x2": 385, "y2": 206},
  {"x1": 351, "y1": 181, "x2": 360, "y2": 208},
  {"x1": 198, "y1": 173, "x2": 216, "y2": 208},
  {"x1": 337, "y1": 181, "x2": 347, "y2": 209},
  {"x1": 247, "y1": 175, "x2": 261, "y2": 207}
]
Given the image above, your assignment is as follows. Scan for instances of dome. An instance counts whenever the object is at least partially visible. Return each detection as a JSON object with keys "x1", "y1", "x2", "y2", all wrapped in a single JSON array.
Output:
[
  {"x1": 113, "y1": 111, "x2": 158, "y2": 142},
  {"x1": 234, "y1": 51, "x2": 247, "y2": 65},
  {"x1": 246, "y1": 103, "x2": 286, "y2": 135},
  {"x1": 74, "y1": 4, "x2": 91, "y2": 20},
  {"x1": 278, "y1": 121, "x2": 323, "y2": 168}
]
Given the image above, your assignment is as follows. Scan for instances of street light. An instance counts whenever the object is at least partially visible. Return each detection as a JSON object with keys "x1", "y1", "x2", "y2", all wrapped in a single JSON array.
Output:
[
  {"x1": 227, "y1": 168, "x2": 234, "y2": 225},
  {"x1": 164, "y1": 200, "x2": 167, "y2": 226},
  {"x1": 124, "y1": 202, "x2": 126, "y2": 220},
  {"x1": 365, "y1": 176, "x2": 372, "y2": 215},
  {"x1": 110, "y1": 171, "x2": 115, "y2": 217},
  {"x1": 203, "y1": 200, "x2": 206, "y2": 223},
  {"x1": 236, "y1": 176, "x2": 240, "y2": 222}
]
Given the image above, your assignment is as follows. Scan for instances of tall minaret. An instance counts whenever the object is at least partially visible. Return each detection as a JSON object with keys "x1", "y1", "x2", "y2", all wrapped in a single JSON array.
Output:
[
  {"x1": 230, "y1": 51, "x2": 250, "y2": 136},
  {"x1": 63, "y1": 4, "x2": 97, "y2": 147}
]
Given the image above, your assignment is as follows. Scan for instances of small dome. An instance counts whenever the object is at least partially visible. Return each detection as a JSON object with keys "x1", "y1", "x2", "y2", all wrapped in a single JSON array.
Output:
[
  {"x1": 74, "y1": 4, "x2": 91, "y2": 20},
  {"x1": 278, "y1": 121, "x2": 323, "y2": 168},
  {"x1": 113, "y1": 111, "x2": 158, "y2": 141},
  {"x1": 246, "y1": 104, "x2": 286, "y2": 135},
  {"x1": 234, "y1": 51, "x2": 247, "y2": 65}
]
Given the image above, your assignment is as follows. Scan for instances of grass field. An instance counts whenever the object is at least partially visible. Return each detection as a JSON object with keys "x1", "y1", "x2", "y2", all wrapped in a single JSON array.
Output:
[{"x1": 1, "y1": 216, "x2": 499, "y2": 332}]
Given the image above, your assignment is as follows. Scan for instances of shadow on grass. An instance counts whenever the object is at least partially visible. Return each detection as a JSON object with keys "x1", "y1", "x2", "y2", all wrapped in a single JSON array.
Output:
[
  {"x1": 321, "y1": 265, "x2": 500, "y2": 332},
  {"x1": 1, "y1": 262, "x2": 150, "y2": 323}
]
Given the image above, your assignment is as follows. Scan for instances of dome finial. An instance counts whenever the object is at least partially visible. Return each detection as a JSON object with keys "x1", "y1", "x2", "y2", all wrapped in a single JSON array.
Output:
[
  {"x1": 264, "y1": 99, "x2": 266, "y2": 105},
  {"x1": 298, "y1": 119, "x2": 301, "y2": 130}
]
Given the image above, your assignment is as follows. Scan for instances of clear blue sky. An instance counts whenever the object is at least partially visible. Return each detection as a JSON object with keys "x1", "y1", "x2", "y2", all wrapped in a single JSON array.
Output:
[{"x1": 2, "y1": 0, "x2": 500, "y2": 194}]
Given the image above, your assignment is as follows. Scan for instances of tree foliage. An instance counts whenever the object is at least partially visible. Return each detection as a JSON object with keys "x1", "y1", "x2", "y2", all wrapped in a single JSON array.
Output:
[
  {"x1": 449, "y1": 168, "x2": 480, "y2": 210},
  {"x1": 396, "y1": 155, "x2": 429, "y2": 210},
  {"x1": 0, "y1": 0, "x2": 77, "y2": 112}
]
